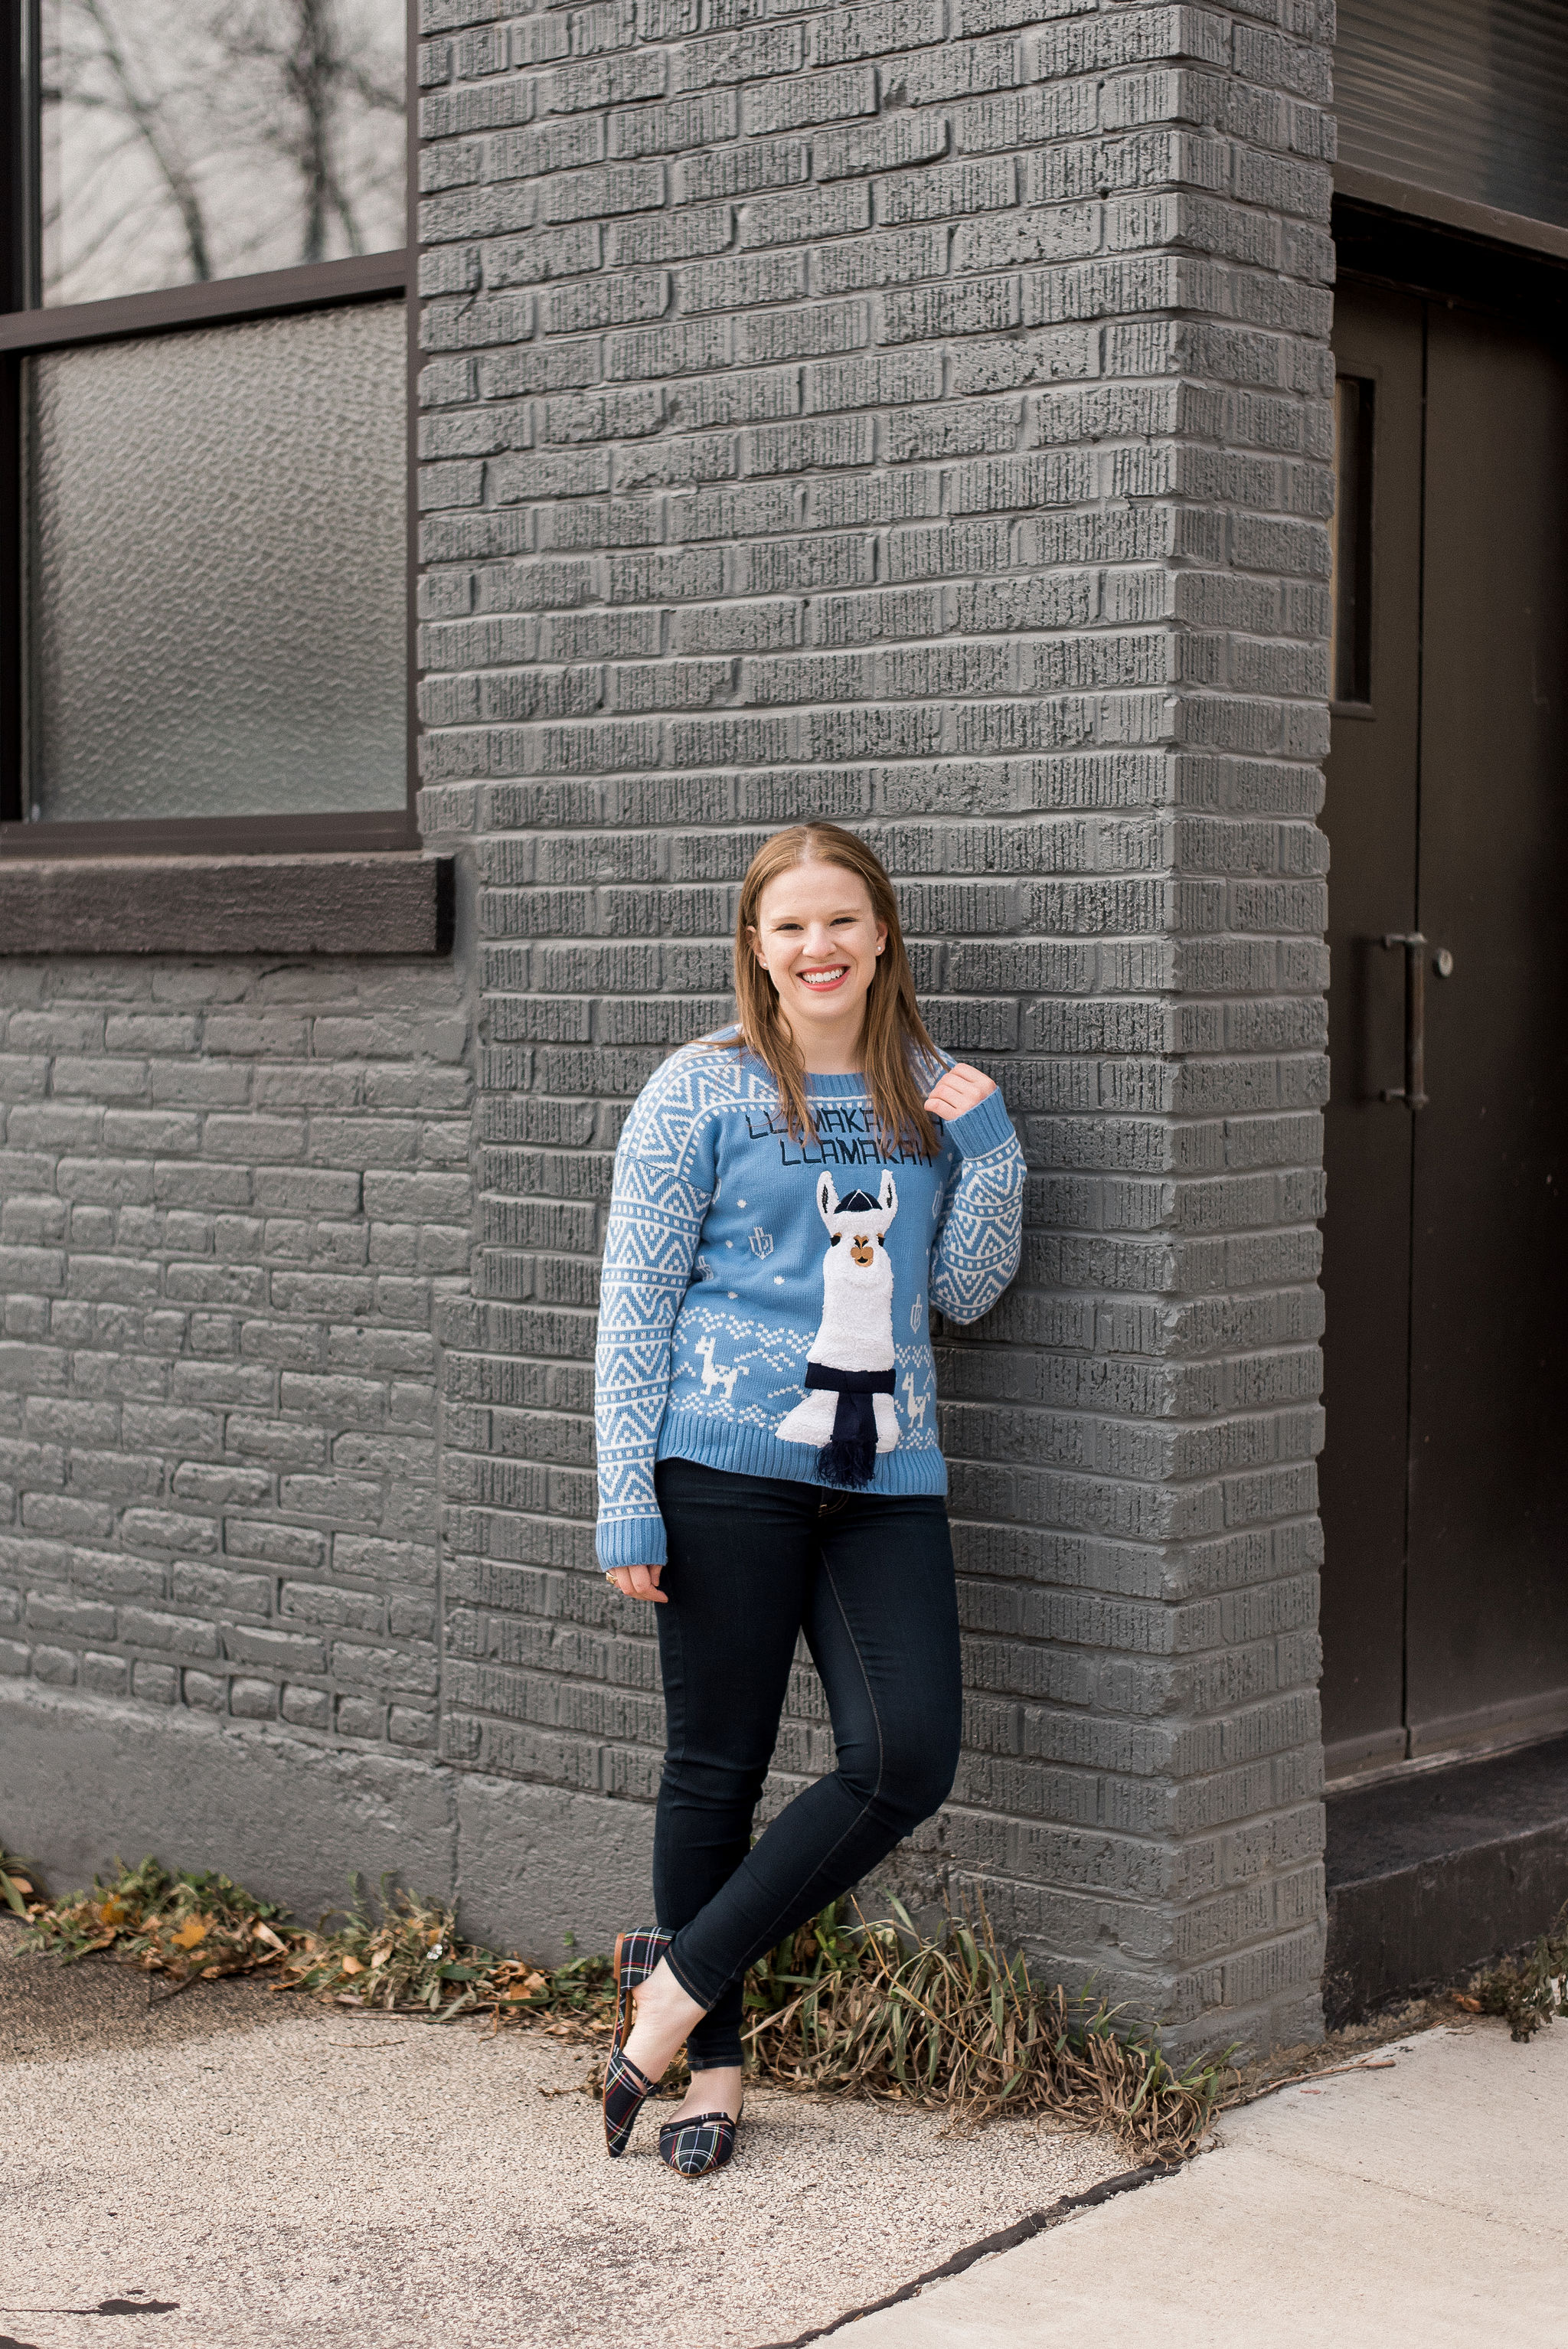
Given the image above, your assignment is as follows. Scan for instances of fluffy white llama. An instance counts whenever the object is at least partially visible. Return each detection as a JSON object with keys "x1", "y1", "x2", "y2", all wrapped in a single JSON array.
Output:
[{"x1": 776, "y1": 1169, "x2": 900, "y2": 1484}]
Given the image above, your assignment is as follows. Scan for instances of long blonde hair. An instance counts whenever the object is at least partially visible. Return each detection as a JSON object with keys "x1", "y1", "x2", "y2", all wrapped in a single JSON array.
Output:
[{"x1": 729, "y1": 823, "x2": 942, "y2": 1158}]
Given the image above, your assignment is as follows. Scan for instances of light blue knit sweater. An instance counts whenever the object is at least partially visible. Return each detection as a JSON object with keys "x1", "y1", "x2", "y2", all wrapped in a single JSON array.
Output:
[{"x1": 593, "y1": 1034, "x2": 1025, "y2": 1570}]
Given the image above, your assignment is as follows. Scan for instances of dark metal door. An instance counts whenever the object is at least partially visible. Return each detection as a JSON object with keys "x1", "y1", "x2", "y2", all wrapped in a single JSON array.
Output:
[
  {"x1": 1319, "y1": 286, "x2": 1423, "y2": 1776},
  {"x1": 1406, "y1": 306, "x2": 1568, "y2": 1754},
  {"x1": 1321, "y1": 280, "x2": 1568, "y2": 1777}
]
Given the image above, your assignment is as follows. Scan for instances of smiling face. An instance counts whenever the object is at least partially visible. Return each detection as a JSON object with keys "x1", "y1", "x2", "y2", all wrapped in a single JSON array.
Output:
[{"x1": 750, "y1": 860, "x2": 888, "y2": 1068}]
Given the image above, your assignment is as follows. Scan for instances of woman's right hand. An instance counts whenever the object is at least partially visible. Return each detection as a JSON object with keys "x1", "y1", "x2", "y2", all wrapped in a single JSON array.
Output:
[{"x1": 607, "y1": 1562, "x2": 668, "y2": 1603}]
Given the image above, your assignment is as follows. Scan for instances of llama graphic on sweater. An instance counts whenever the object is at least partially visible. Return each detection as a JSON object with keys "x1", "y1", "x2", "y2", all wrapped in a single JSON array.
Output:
[{"x1": 776, "y1": 1169, "x2": 900, "y2": 1486}]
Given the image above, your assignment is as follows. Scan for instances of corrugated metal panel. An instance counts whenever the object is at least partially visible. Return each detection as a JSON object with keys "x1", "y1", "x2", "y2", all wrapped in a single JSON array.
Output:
[{"x1": 1335, "y1": 0, "x2": 1568, "y2": 231}]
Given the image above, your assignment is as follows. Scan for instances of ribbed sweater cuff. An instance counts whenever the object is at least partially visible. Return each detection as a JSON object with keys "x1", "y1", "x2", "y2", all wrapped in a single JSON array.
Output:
[
  {"x1": 595, "y1": 1512, "x2": 668, "y2": 1572},
  {"x1": 944, "y1": 1088, "x2": 1015, "y2": 1160}
]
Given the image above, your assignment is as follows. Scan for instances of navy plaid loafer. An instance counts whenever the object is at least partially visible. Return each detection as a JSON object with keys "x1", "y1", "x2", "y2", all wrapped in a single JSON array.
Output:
[
  {"x1": 611, "y1": 1926, "x2": 672, "y2": 2051},
  {"x1": 658, "y1": 2109, "x2": 739, "y2": 2180},
  {"x1": 603, "y1": 2043, "x2": 658, "y2": 2158},
  {"x1": 602, "y1": 1926, "x2": 673, "y2": 2158}
]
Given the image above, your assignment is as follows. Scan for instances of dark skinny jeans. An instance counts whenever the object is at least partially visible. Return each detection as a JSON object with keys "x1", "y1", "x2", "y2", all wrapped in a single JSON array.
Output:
[{"x1": 651, "y1": 1456, "x2": 963, "y2": 2072}]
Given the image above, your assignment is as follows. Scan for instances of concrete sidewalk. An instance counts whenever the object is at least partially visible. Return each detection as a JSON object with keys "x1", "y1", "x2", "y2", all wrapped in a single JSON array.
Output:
[
  {"x1": 0, "y1": 1919, "x2": 1122, "y2": 2349},
  {"x1": 833, "y1": 2020, "x2": 1568, "y2": 2349},
  {"x1": 8, "y1": 1911, "x2": 1566, "y2": 2349}
]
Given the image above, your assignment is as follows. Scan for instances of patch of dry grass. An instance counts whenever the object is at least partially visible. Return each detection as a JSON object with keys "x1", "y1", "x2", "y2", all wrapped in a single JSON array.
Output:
[
  {"x1": 743, "y1": 1899, "x2": 1225, "y2": 2162},
  {"x1": 273, "y1": 1877, "x2": 617, "y2": 2034},
  {"x1": 15, "y1": 1854, "x2": 292, "y2": 1992}
]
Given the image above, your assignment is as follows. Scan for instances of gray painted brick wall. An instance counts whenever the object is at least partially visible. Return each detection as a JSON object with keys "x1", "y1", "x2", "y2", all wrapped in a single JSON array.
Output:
[
  {"x1": 0, "y1": 0, "x2": 1334, "y2": 2058},
  {"x1": 0, "y1": 957, "x2": 471, "y2": 1750},
  {"x1": 413, "y1": 0, "x2": 1334, "y2": 2050}
]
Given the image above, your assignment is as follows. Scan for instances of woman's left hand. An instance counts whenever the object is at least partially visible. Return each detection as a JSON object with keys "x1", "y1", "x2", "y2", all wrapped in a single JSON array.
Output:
[{"x1": 923, "y1": 1062, "x2": 998, "y2": 1121}]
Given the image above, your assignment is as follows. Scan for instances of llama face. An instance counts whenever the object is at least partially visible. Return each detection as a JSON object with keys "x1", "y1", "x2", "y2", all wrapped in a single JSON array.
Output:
[{"x1": 816, "y1": 1168, "x2": 898, "y2": 1264}]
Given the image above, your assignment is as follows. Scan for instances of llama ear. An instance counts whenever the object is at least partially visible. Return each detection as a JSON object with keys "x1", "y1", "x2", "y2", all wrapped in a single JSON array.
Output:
[
  {"x1": 878, "y1": 1170, "x2": 898, "y2": 1220},
  {"x1": 817, "y1": 1171, "x2": 839, "y2": 1227}
]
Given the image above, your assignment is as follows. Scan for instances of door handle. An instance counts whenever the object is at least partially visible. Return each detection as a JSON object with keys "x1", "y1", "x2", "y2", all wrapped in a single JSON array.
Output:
[{"x1": 1380, "y1": 932, "x2": 1428, "y2": 1109}]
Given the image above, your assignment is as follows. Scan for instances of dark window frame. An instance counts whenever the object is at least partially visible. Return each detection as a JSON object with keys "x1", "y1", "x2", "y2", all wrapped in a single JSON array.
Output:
[{"x1": 0, "y1": 0, "x2": 419, "y2": 860}]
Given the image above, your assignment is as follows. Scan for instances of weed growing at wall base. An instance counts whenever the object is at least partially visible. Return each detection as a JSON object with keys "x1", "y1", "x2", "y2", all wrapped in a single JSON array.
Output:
[
  {"x1": 15, "y1": 1854, "x2": 294, "y2": 1988},
  {"x1": 0, "y1": 1843, "x2": 43, "y2": 1919},
  {"x1": 276, "y1": 1877, "x2": 616, "y2": 2028},
  {"x1": 743, "y1": 1900, "x2": 1226, "y2": 2161},
  {"x1": 1455, "y1": 1904, "x2": 1568, "y2": 2041},
  {"x1": 13, "y1": 1849, "x2": 1221, "y2": 2159}
]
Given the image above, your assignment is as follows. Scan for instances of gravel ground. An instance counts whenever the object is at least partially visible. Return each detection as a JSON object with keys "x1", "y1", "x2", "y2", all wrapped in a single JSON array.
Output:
[{"x1": 0, "y1": 1919, "x2": 1125, "y2": 2349}]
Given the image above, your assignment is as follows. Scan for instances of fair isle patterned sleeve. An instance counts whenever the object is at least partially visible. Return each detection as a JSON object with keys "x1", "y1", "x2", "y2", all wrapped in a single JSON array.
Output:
[
  {"x1": 594, "y1": 1050, "x2": 722, "y2": 1571},
  {"x1": 928, "y1": 1089, "x2": 1025, "y2": 1325}
]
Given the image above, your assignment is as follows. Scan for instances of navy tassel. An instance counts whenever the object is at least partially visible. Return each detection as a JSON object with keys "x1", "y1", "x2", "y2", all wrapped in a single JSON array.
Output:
[{"x1": 804, "y1": 1365, "x2": 895, "y2": 1490}]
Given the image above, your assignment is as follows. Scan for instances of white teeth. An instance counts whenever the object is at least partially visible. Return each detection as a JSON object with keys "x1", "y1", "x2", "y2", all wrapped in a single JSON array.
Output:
[{"x1": 799, "y1": 968, "x2": 847, "y2": 986}]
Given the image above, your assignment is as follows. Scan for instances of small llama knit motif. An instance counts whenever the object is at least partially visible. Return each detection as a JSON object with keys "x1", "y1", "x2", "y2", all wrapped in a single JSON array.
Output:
[
  {"x1": 694, "y1": 1333, "x2": 747, "y2": 1404},
  {"x1": 776, "y1": 1170, "x2": 899, "y2": 1487}
]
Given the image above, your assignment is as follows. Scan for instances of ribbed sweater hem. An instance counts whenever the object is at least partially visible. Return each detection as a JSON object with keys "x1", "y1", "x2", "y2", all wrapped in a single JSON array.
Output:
[
  {"x1": 656, "y1": 1410, "x2": 950, "y2": 1495},
  {"x1": 596, "y1": 1419, "x2": 950, "y2": 1567}
]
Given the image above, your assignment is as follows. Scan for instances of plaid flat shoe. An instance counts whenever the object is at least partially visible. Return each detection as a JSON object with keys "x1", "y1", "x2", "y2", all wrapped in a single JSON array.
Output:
[
  {"x1": 603, "y1": 1926, "x2": 672, "y2": 2159},
  {"x1": 658, "y1": 2109, "x2": 740, "y2": 2180}
]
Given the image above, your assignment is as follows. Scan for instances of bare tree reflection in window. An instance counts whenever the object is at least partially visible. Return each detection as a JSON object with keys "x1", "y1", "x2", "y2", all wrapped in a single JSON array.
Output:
[{"x1": 40, "y1": 0, "x2": 406, "y2": 306}]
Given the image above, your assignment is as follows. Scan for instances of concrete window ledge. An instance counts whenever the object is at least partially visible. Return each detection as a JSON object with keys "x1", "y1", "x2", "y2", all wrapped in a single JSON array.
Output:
[{"x1": 0, "y1": 853, "x2": 454, "y2": 956}]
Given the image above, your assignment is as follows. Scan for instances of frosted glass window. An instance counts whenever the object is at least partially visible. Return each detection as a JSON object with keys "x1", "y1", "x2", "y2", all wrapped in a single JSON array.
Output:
[
  {"x1": 24, "y1": 299, "x2": 407, "y2": 825},
  {"x1": 38, "y1": 0, "x2": 407, "y2": 305},
  {"x1": 1336, "y1": 0, "x2": 1568, "y2": 232}
]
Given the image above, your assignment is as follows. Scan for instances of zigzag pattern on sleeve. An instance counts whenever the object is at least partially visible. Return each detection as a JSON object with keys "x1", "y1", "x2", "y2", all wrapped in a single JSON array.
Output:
[
  {"x1": 593, "y1": 1045, "x2": 729, "y2": 1563},
  {"x1": 930, "y1": 1119, "x2": 1025, "y2": 1324}
]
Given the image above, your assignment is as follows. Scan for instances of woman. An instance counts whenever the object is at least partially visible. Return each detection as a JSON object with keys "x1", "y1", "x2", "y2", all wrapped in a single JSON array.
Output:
[{"x1": 593, "y1": 822, "x2": 1024, "y2": 2177}]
